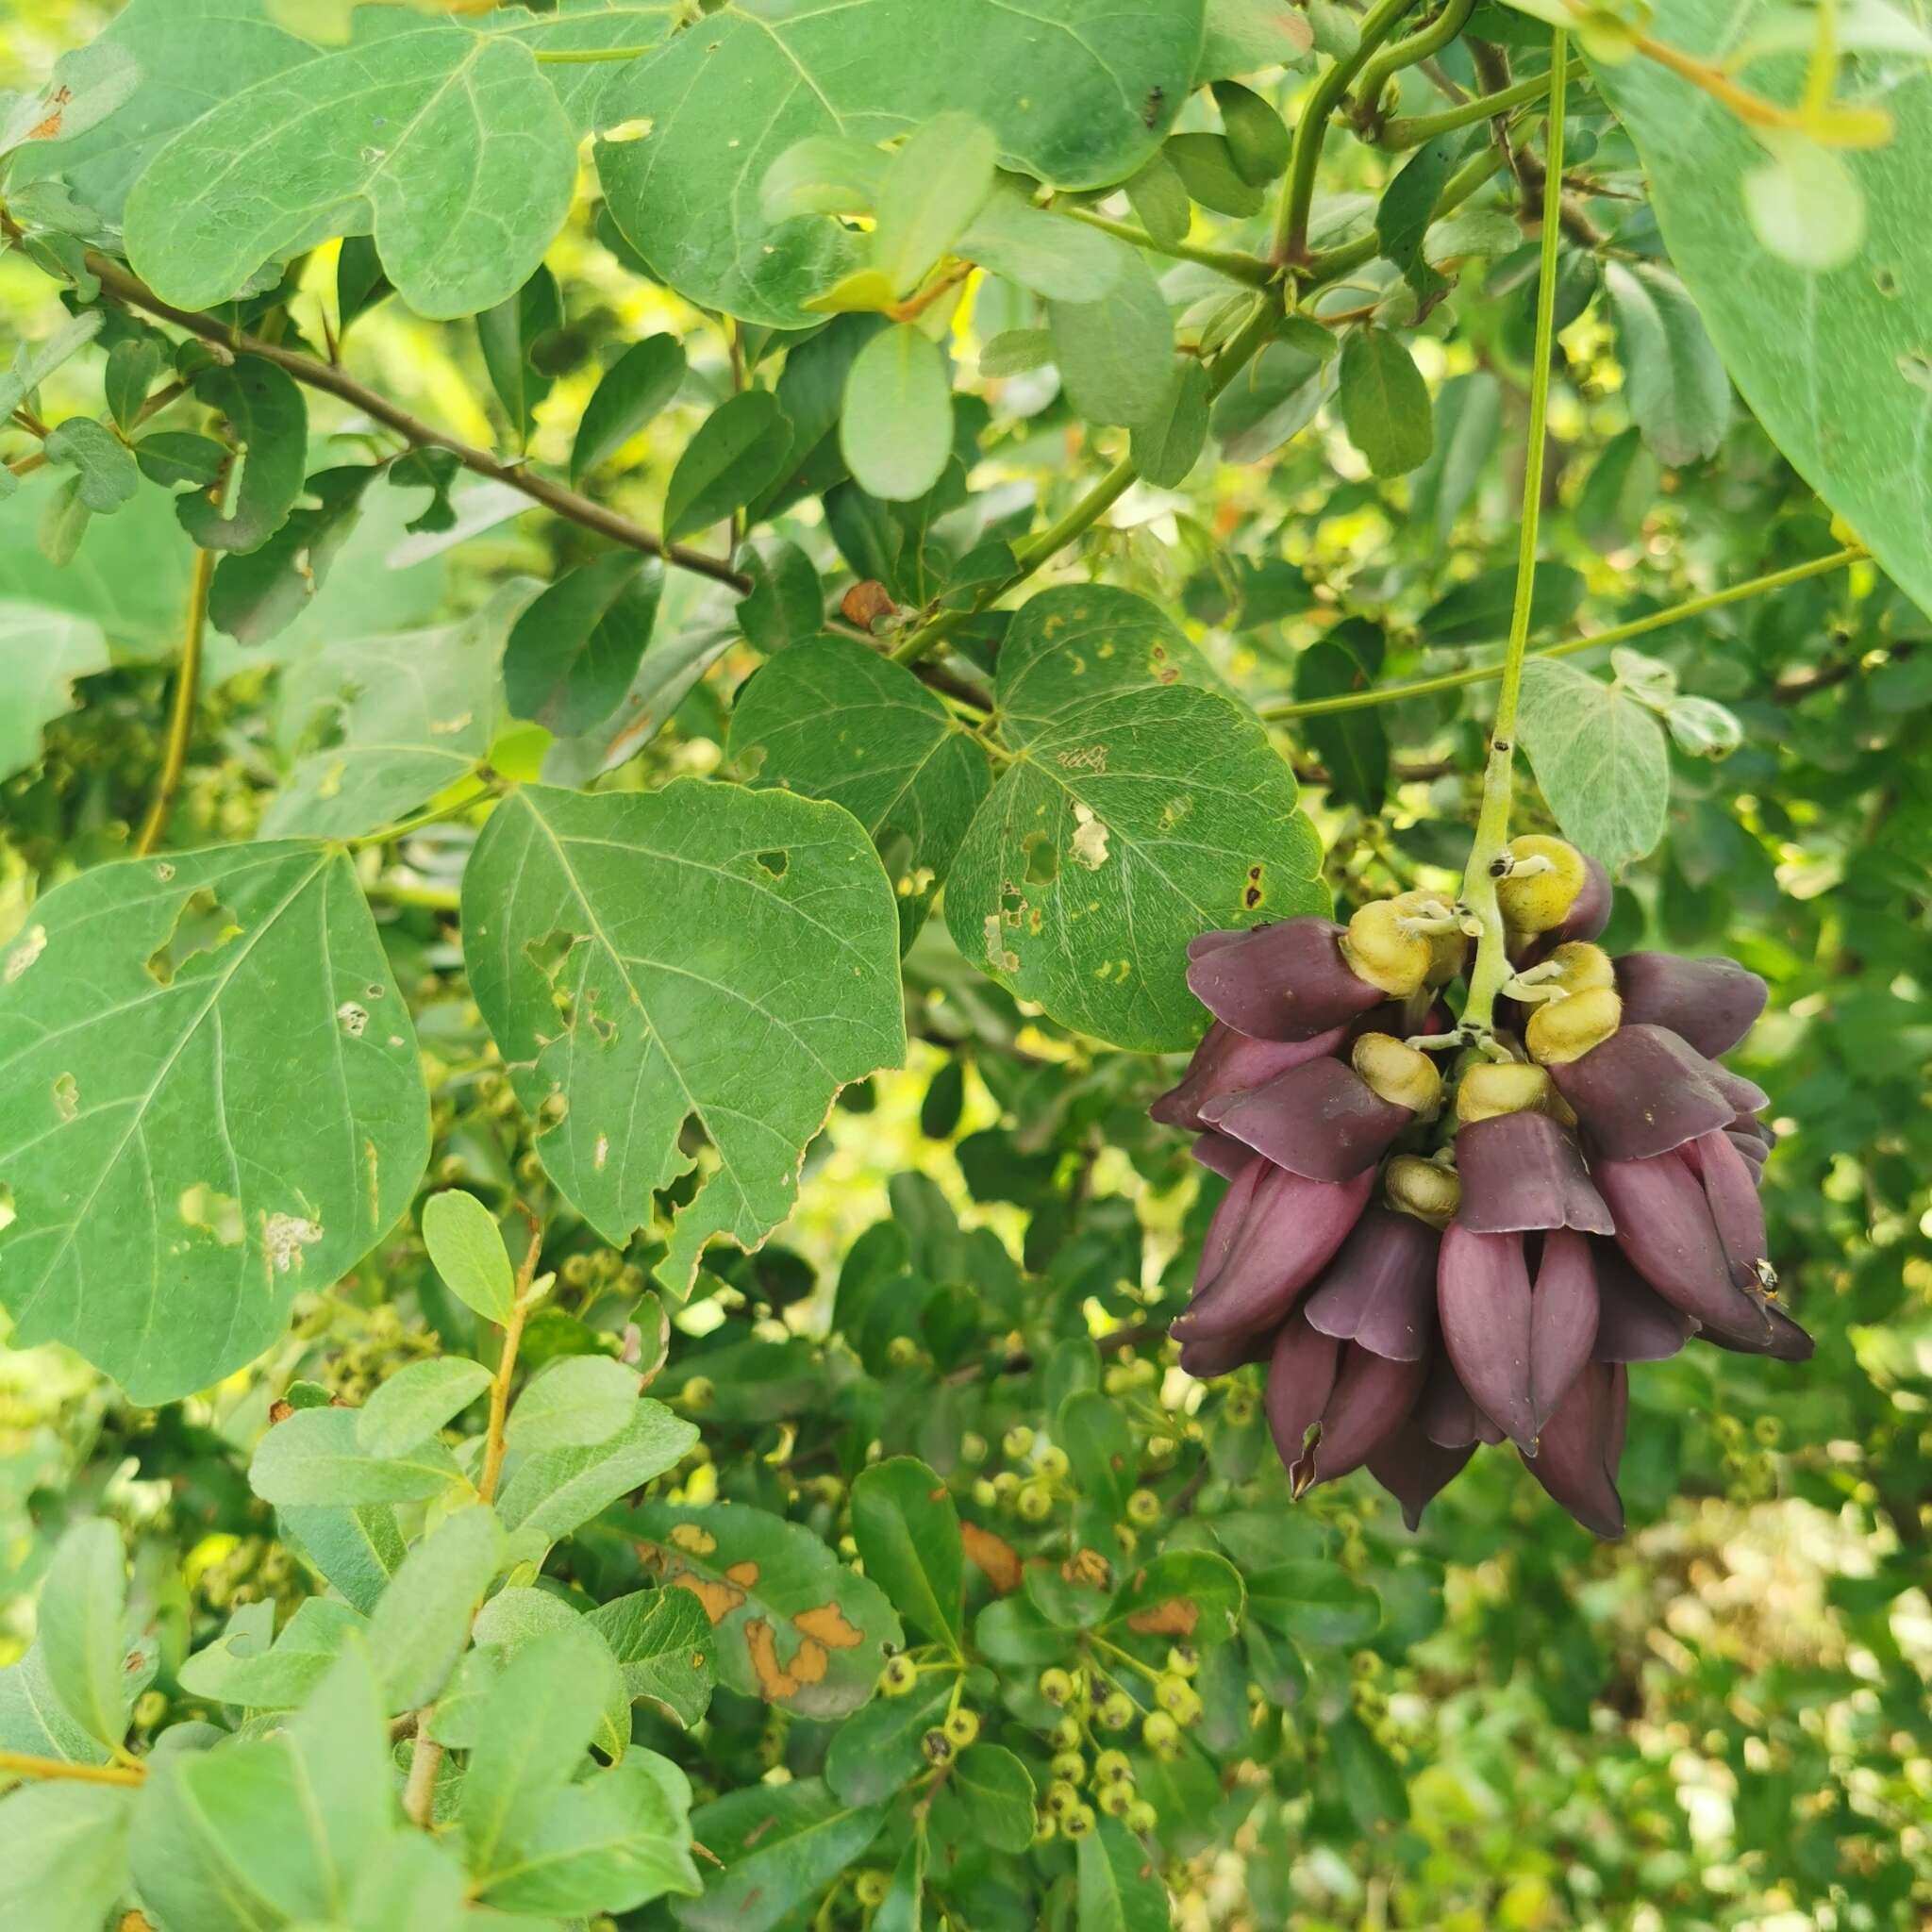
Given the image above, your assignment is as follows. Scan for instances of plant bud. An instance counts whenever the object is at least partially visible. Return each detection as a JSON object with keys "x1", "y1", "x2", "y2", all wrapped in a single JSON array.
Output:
[
  {"x1": 1342, "y1": 900, "x2": 1432, "y2": 997},
  {"x1": 1455, "y1": 1060, "x2": 1553, "y2": 1123},
  {"x1": 1391, "y1": 889, "x2": 1469, "y2": 986},
  {"x1": 1545, "y1": 941, "x2": 1615, "y2": 993},
  {"x1": 1496, "y1": 835, "x2": 1588, "y2": 934},
  {"x1": 1384, "y1": 1154, "x2": 1461, "y2": 1227},
  {"x1": 1352, "y1": 1032, "x2": 1442, "y2": 1114},
  {"x1": 1526, "y1": 985, "x2": 1623, "y2": 1064}
]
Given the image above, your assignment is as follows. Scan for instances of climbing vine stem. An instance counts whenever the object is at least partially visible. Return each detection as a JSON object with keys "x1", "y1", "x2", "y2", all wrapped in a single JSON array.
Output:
[
  {"x1": 1457, "y1": 32, "x2": 1568, "y2": 1041},
  {"x1": 133, "y1": 544, "x2": 213, "y2": 859}
]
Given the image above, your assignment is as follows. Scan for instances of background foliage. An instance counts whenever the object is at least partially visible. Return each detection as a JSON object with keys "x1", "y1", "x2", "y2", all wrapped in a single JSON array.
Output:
[{"x1": 2, "y1": 1, "x2": 1930, "y2": 1928}]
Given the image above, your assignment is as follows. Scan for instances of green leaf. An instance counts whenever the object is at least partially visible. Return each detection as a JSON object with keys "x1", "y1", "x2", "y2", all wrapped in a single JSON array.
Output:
[
  {"x1": 628, "y1": 1501, "x2": 904, "y2": 1718},
  {"x1": 459, "y1": 1587, "x2": 629, "y2": 1765},
  {"x1": 1122, "y1": 153, "x2": 1191, "y2": 248},
  {"x1": 1047, "y1": 250, "x2": 1175, "y2": 433},
  {"x1": 875, "y1": 1828, "x2": 927, "y2": 1932},
  {"x1": 1329, "y1": 1711, "x2": 1409, "y2": 1830},
  {"x1": 945, "y1": 587, "x2": 1325, "y2": 1051},
  {"x1": 1376, "y1": 135, "x2": 1455, "y2": 296},
  {"x1": 251, "y1": 1407, "x2": 464, "y2": 1508},
  {"x1": 508, "y1": 1354, "x2": 641, "y2": 1451},
  {"x1": 1339, "y1": 326, "x2": 1434, "y2": 477},
  {"x1": 0, "y1": 600, "x2": 108, "y2": 783},
  {"x1": 345, "y1": 1836, "x2": 469, "y2": 1932},
  {"x1": 1213, "y1": 79, "x2": 1291, "y2": 183},
  {"x1": 663, "y1": 391, "x2": 792, "y2": 542},
  {"x1": 0, "y1": 1782, "x2": 133, "y2": 1932},
  {"x1": 1589, "y1": 0, "x2": 1932, "y2": 605},
  {"x1": 1246, "y1": 1560, "x2": 1381, "y2": 1646},
  {"x1": 38, "y1": 1520, "x2": 129, "y2": 1751},
  {"x1": 0, "y1": 311, "x2": 104, "y2": 422},
  {"x1": 421, "y1": 1188, "x2": 518, "y2": 1325},
  {"x1": 1199, "y1": 0, "x2": 1315, "y2": 78},
  {"x1": 949, "y1": 1743, "x2": 1037, "y2": 1854},
  {"x1": 1164, "y1": 130, "x2": 1263, "y2": 216},
  {"x1": 761, "y1": 134, "x2": 893, "y2": 224},
  {"x1": 1131, "y1": 358, "x2": 1212, "y2": 490},
  {"x1": 1421, "y1": 564, "x2": 1586, "y2": 646},
  {"x1": 958, "y1": 192, "x2": 1128, "y2": 301},
  {"x1": 1057, "y1": 1390, "x2": 1135, "y2": 1521},
  {"x1": 572, "y1": 335, "x2": 688, "y2": 485},
  {"x1": 1075, "y1": 1814, "x2": 1170, "y2": 1932},
  {"x1": 585, "y1": 1587, "x2": 718, "y2": 1728},
  {"x1": 208, "y1": 464, "x2": 377, "y2": 648},
  {"x1": 1601, "y1": 260, "x2": 1731, "y2": 468},
  {"x1": 974, "y1": 1593, "x2": 1067, "y2": 1666},
  {"x1": 461, "y1": 1622, "x2": 627, "y2": 1875},
  {"x1": 841, "y1": 325, "x2": 954, "y2": 503},
  {"x1": 726, "y1": 636, "x2": 991, "y2": 948},
  {"x1": 265, "y1": 586, "x2": 522, "y2": 839},
  {"x1": 1109, "y1": 1550, "x2": 1245, "y2": 1647},
  {"x1": 460, "y1": 781, "x2": 905, "y2": 1289},
  {"x1": 125, "y1": 24, "x2": 578, "y2": 319},
  {"x1": 824, "y1": 1669, "x2": 953, "y2": 1804},
  {"x1": 1210, "y1": 322, "x2": 1337, "y2": 462},
  {"x1": 365, "y1": 1503, "x2": 506, "y2": 1711},
  {"x1": 176, "y1": 1596, "x2": 365, "y2": 1710},
  {"x1": 480, "y1": 1754, "x2": 703, "y2": 1915},
  {"x1": 1295, "y1": 638, "x2": 1387, "y2": 816},
  {"x1": 478, "y1": 266, "x2": 563, "y2": 441},
  {"x1": 135, "y1": 430, "x2": 228, "y2": 491},
  {"x1": 0, "y1": 1641, "x2": 111, "y2": 1767},
  {"x1": 357, "y1": 1356, "x2": 494, "y2": 1458},
  {"x1": 505, "y1": 554, "x2": 663, "y2": 738},
  {"x1": 278, "y1": 1503, "x2": 407, "y2": 1617},
  {"x1": 736, "y1": 536, "x2": 824, "y2": 654},
  {"x1": 597, "y1": 0, "x2": 1202, "y2": 327},
  {"x1": 0, "y1": 843, "x2": 430, "y2": 1402},
  {"x1": 1516, "y1": 657, "x2": 1671, "y2": 872},
  {"x1": 851, "y1": 1456, "x2": 965, "y2": 1655},
  {"x1": 872, "y1": 113, "x2": 998, "y2": 296},
  {"x1": 1408, "y1": 371, "x2": 1500, "y2": 541},
  {"x1": 42, "y1": 418, "x2": 139, "y2": 514},
  {"x1": 496, "y1": 1399, "x2": 698, "y2": 1556},
  {"x1": 175, "y1": 358, "x2": 308, "y2": 555},
  {"x1": 675, "y1": 1778, "x2": 890, "y2": 1932}
]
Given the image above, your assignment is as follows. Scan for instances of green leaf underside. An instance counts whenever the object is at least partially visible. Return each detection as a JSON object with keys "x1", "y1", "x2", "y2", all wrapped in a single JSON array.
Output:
[
  {"x1": 727, "y1": 637, "x2": 991, "y2": 950},
  {"x1": 1516, "y1": 658, "x2": 1670, "y2": 873},
  {"x1": 625, "y1": 1502, "x2": 904, "y2": 1719},
  {"x1": 460, "y1": 782, "x2": 905, "y2": 1291},
  {"x1": 596, "y1": 0, "x2": 1206, "y2": 328},
  {"x1": 945, "y1": 587, "x2": 1324, "y2": 1051},
  {"x1": 124, "y1": 23, "x2": 579, "y2": 319},
  {"x1": 0, "y1": 844, "x2": 430, "y2": 1402},
  {"x1": 1591, "y1": 0, "x2": 1932, "y2": 610}
]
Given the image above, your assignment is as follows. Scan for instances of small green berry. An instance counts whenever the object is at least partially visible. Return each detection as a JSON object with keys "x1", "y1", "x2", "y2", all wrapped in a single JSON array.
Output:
[
  {"x1": 681, "y1": 1374, "x2": 715, "y2": 1412},
  {"x1": 1098, "y1": 1690, "x2": 1135, "y2": 1730},
  {"x1": 1165, "y1": 1644, "x2": 1199, "y2": 1680},
  {"x1": 1002, "y1": 1425, "x2": 1035, "y2": 1458},
  {"x1": 1044, "y1": 1779, "x2": 1080, "y2": 1819},
  {"x1": 921, "y1": 1727, "x2": 954, "y2": 1765},
  {"x1": 1063, "y1": 1804, "x2": 1097, "y2": 1839},
  {"x1": 942, "y1": 1707, "x2": 980, "y2": 1748},
  {"x1": 1098, "y1": 1781, "x2": 1134, "y2": 1817},
  {"x1": 1143, "y1": 1710, "x2": 1180, "y2": 1755},
  {"x1": 1039, "y1": 1667, "x2": 1074, "y2": 1707},
  {"x1": 854, "y1": 1871, "x2": 891, "y2": 1907},
  {"x1": 1126, "y1": 1799, "x2": 1158, "y2": 1834},
  {"x1": 1125, "y1": 1488, "x2": 1161, "y2": 1526},
  {"x1": 879, "y1": 1655, "x2": 919, "y2": 1698},
  {"x1": 1017, "y1": 1480, "x2": 1053, "y2": 1522},
  {"x1": 1038, "y1": 1445, "x2": 1071, "y2": 1479},
  {"x1": 1050, "y1": 1750, "x2": 1086, "y2": 1784},
  {"x1": 960, "y1": 1430, "x2": 989, "y2": 1464},
  {"x1": 1051, "y1": 1715, "x2": 1082, "y2": 1751},
  {"x1": 1094, "y1": 1749, "x2": 1131, "y2": 1785}
]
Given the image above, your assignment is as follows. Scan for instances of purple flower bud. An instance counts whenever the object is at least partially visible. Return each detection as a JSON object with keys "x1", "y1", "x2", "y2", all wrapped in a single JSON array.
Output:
[
  {"x1": 1523, "y1": 1359, "x2": 1627, "y2": 1540},
  {"x1": 1191, "y1": 1131, "x2": 1256, "y2": 1180},
  {"x1": 1549, "y1": 1023, "x2": 1742, "y2": 1161},
  {"x1": 1594, "y1": 1147, "x2": 1774, "y2": 1348},
  {"x1": 1151, "y1": 1020, "x2": 1348, "y2": 1131},
  {"x1": 1418, "y1": 1352, "x2": 1505, "y2": 1448},
  {"x1": 1613, "y1": 951, "x2": 1767, "y2": 1059},
  {"x1": 1367, "y1": 1418, "x2": 1475, "y2": 1530},
  {"x1": 1724, "y1": 1128, "x2": 1768, "y2": 1183},
  {"x1": 1184, "y1": 917, "x2": 1385, "y2": 1041},
  {"x1": 1681, "y1": 1129, "x2": 1769, "y2": 1291},
  {"x1": 1202, "y1": 1055, "x2": 1412, "y2": 1183},
  {"x1": 1304, "y1": 1206, "x2": 1439, "y2": 1363},
  {"x1": 1699, "y1": 1302, "x2": 1814, "y2": 1362},
  {"x1": 1591, "y1": 1240, "x2": 1695, "y2": 1361},
  {"x1": 1437, "y1": 1225, "x2": 1599, "y2": 1450},
  {"x1": 1175, "y1": 1161, "x2": 1376, "y2": 1342},
  {"x1": 1454, "y1": 1108, "x2": 1614, "y2": 1235},
  {"x1": 1177, "y1": 1327, "x2": 1276, "y2": 1378},
  {"x1": 1265, "y1": 1311, "x2": 1427, "y2": 1495}
]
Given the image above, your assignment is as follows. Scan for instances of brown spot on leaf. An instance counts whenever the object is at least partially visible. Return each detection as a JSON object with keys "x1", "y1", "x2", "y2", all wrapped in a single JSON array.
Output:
[
  {"x1": 841, "y1": 580, "x2": 896, "y2": 628},
  {"x1": 962, "y1": 1522, "x2": 1023, "y2": 1593},
  {"x1": 1125, "y1": 1596, "x2": 1200, "y2": 1638},
  {"x1": 268, "y1": 1400, "x2": 294, "y2": 1425},
  {"x1": 669, "y1": 1523, "x2": 717, "y2": 1555},
  {"x1": 663, "y1": 1570, "x2": 745, "y2": 1624},
  {"x1": 724, "y1": 1560, "x2": 760, "y2": 1587},
  {"x1": 1061, "y1": 1546, "x2": 1113, "y2": 1591},
  {"x1": 793, "y1": 1602, "x2": 863, "y2": 1649},
  {"x1": 746, "y1": 1618, "x2": 829, "y2": 1699}
]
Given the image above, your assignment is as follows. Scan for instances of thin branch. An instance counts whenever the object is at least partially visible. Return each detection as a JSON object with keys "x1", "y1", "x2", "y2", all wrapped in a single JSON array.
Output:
[
  {"x1": 1053, "y1": 204, "x2": 1275, "y2": 288},
  {"x1": 0, "y1": 1749, "x2": 145, "y2": 1787},
  {"x1": 1380, "y1": 60, "x2": 1577, "y2": 149},
  {"x1": 1353, "y1": 0, "x2": 1478, "y2": 125},
  {"x1": 134, "y1": 545, "x2": 213, "y2": 858},
  {"x1": 478, "y1": 1220, "x2": 545, "y2": 1506}
]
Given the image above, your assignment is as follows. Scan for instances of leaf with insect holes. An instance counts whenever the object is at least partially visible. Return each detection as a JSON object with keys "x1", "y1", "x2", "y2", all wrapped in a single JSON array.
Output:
[
  {"x1": 124, "y1": 23, "x2": 579, "y2": 319},
  {"x1": 945, "y1": 587, "x2": 1325, "y2": 1051},
  {"x1": 1516, "y1": 657, "x2": 1671, "y2": 871},
  {"x1": 0, "y1": 844, "x2": 430, "y2": 1403},
  {"x1": 726, "y1": 637, "x2": 991, "y2": 950},
  {"x1": 265, "y1": 583, "x2": 529, "y2": 840},
  {"x1": 175, "y1": 358, "x2": 308, "y2": 555},
  {"x1": 0, "y1": 601, "x2": 109, "y2": 783},
  {"x1": 627, "y1": 1502, "x2": 903, "y2": 1720},
  {"x1": 596, "y1": 0, "x2": 1204, "y2": 328},
  {"x1": 459, "y1": 781, "x2": 904, "y2": 1291}
]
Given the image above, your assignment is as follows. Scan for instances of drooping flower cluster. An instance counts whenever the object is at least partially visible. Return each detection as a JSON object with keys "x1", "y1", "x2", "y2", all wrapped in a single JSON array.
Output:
[{"x1": 1151, "y1": 836, "x2": 1805, "y2": 1539}]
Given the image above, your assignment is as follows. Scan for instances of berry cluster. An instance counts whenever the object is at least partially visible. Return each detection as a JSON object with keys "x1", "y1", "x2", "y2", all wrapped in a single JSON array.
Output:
[{"x1": 1152, "y1": 837, "x2": 1806, "y2": 1537}]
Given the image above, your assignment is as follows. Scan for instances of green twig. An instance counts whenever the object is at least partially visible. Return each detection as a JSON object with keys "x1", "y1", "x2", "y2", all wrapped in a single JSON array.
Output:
[
  {"x1": 345, "y1": 777, "x2": 497, "y2": 851},
  {"x1": 0, "y1": 1749, "x2": 145, "y2": 1788},
  {"x1": 1353, "y1": 0, "x2": 1477, "y2": 122},
  {"x1": 1457, "y1": 30, "x2": 1568, "y2": 1041},
  {"x1": 1380, "y1": 60, "x2": 1579, "y2": 149},
  {"x1": 134, "y1": 546, "x2": 213, "y2": 858},
  {"x1": 1258, "y1": 547, "x2": 1869, "y2": 721},
  {"x1": 1054, "y1": 204, "x2": 1275, "y2": 288}
]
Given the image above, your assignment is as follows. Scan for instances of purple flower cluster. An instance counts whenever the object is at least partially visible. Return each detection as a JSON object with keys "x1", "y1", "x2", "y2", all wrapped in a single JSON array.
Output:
[{"x1": 1151, "y1": 847, "x2": 1805, "y2": 1540}]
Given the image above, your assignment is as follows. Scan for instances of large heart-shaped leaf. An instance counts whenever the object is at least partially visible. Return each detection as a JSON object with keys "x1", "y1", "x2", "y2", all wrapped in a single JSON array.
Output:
[
  {"x1": 0, "y1": 843, "x2": 431, "y2": 1400},
  {"x1": 945, "y1": 588, "x2": 1325, "y2": 1051},
  {"x1": 124, "y1": 23, "x2": 579, "y2": 318},
  {"x1": 460, "y1": 782, "x2": 904, "y2": 1290},
  {"x1": 595, "y1": 0, "x2": 1206, "y2": 326},
  {"x1": 1590, "y1": 0, "x2": 1932, "y2": 612}
]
